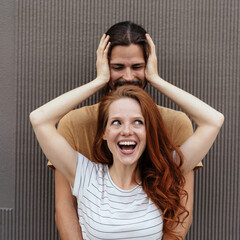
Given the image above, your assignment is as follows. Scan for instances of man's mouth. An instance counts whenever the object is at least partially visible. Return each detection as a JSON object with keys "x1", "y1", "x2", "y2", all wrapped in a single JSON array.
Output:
[{"x1": 113, "y1": 79, "x2": 143, "y2": 89}]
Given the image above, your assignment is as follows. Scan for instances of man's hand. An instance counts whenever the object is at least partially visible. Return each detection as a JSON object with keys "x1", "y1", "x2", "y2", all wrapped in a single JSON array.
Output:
[
  {"x1": 145, "y1": 34, "x2": 160, "y2": 84},
  {"x1": 96, "y1": 34, "x2": 111, "y2": 83}
]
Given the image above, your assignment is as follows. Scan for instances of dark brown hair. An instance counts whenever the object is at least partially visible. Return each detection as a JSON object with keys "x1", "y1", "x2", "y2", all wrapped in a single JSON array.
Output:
[
  {"x1": 106, "y1": 21, "x2": 150, "y2": 62},
  {"x1": 101, "y1": 21, "x2": 150, "y2": 93},
  {"x1": 93, "y1": 86, "x2": 188, "y2": 239}
]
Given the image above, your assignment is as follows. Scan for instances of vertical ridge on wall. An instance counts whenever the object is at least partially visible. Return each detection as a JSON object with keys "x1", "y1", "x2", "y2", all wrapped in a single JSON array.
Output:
[
  {"x1": 0, "y1": 209, "x2": 13, "y2": 240},
  {"x1": 1, "y1": 0, "x2": 238, "y2": 239}
]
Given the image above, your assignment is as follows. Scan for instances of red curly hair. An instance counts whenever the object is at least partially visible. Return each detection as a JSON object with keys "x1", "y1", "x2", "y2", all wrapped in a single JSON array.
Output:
[{"x1": 93, "y1": 85, "x2": 188, "y2": 239}]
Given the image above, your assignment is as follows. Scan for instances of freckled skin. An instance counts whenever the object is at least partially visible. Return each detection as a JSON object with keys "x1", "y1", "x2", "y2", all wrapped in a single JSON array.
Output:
[{"x1": 103, "y1": 97, "x2": 146, "y2": 171}]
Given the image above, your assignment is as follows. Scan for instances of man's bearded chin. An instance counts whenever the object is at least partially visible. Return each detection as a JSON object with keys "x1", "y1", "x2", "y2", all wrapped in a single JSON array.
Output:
[{"x1": 112, "y1": 78, "x2": 147, "y2": 90}]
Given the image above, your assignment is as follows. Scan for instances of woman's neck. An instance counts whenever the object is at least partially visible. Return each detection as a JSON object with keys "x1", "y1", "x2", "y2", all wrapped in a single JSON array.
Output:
[{"x1": 108, "y1": 164, "x2": 140, "y2": 190}]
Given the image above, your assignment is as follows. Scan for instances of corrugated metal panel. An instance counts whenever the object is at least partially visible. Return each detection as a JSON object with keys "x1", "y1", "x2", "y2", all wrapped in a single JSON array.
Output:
[
  {"x1": 0, "y1": 209, "x2": 13, "y2": 240},
  {"x1": 1, "y1": 0, "x2": 239, "y2": 239}
]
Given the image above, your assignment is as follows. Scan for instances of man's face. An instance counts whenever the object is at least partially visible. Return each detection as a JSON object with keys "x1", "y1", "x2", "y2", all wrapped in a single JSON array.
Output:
[{"x1": 109, "y1": 44, "x2": 146, "y2": 89}]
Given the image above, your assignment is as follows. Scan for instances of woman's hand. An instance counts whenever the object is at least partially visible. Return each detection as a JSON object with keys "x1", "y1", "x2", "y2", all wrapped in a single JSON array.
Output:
[
  {"x1": 145, "y1": 34, "x2": 160, "y2": 84},
  {"x1": 96, "y1": 34, "x2": 111, "y2": 83}
]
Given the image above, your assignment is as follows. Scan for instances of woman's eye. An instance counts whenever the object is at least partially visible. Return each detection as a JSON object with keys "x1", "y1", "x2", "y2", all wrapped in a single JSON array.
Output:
[
  {"x1": 135, "y1": 120, "x2": 143, "y2": 125},
  {"x1": 112, "y1": 120, "x2": 121, "y2": 125}
]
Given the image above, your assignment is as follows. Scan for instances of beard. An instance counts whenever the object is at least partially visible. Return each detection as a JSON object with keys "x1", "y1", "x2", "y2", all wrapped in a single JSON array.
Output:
[
  {"x1": 101, "y1": 78, "x2": 147, "y2": 96},
  {"x1": 112, "y1": 78, "x2": 147, "y2": 90}
]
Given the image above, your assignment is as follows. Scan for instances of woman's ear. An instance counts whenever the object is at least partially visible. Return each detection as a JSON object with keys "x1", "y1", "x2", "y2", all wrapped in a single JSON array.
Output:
[{"x1": 102, "y1": 132, "x2": 107, "y2": 140}]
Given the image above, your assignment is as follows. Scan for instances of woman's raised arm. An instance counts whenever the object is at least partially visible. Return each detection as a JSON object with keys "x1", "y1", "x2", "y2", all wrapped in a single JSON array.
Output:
[
  {"x1": 30, "y1": 34, "x2": 110, "y2": 185},
  {"x1": 145, "y1": 34, "x2": 224, "y2": 174}
]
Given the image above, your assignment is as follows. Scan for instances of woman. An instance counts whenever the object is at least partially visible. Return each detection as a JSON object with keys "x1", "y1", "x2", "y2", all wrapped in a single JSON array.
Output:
[{"x1": 30, "y1": 34, "x2": 224, "y2": 239}]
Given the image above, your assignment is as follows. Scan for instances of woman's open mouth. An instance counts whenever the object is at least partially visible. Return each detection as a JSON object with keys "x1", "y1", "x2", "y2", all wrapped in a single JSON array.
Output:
[{"x1": 118, "y1": 141, "x2": 137, "y2": 154}]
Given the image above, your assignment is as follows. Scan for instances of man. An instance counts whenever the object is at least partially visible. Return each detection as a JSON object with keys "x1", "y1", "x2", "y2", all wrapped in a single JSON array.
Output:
[{"x1": 50, "y1": 21, "x2": 202, "y2": 239}]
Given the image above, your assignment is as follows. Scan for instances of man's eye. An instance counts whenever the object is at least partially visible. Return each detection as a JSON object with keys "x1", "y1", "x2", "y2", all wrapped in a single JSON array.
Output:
[
  {"x1": 133, "y1": 66, "x2": 142, "y2": 70},
  {"x1": 112, "y1": 120, "x2": 121, "y2": 125},
  {"x1": 112, "y1": 66, "x2": 123, "y2": 70},
  {"x1": 133, "y1": 65, "x2": 144, "y2": 70}
]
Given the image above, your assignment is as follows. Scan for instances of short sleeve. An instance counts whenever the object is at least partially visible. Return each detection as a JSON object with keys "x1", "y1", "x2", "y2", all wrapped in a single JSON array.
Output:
[
  {"x1": 57, "y1": 113, "x2": 77, "y2": 149},
  {"x1": 157, "y1": 105, "x2": 203, "y2": 170},
  {"x1": 72, "y1": 152, "x2": 95, "y2": 197},
  {"x1": 171, "y1": 113, "x2": 193, "y2": 146}
]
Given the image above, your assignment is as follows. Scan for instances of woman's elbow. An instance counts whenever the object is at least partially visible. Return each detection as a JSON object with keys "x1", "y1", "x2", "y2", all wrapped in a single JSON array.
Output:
[
  {"x1": 29, "y1": 110, "x2": 42, "y2": 128},
  {"x1": 215, "y1": 112, "x2": 225, "y2": 129},
  {"x1": 29, "y1": 110, "x2": 38, "y2": 127},
  {"x1": 29, "y1": 109, "x2": 46, "y2": 128}
]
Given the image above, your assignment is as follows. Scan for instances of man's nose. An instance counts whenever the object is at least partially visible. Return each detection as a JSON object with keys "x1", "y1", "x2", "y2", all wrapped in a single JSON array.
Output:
[{"x1": 122, "y1": 68, "x2": 134, "y2": 81}]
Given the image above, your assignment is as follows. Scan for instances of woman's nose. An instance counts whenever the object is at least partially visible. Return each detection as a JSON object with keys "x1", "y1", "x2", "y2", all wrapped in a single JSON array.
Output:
[{"x1": 121, "y1": 123, "x2": 133, "y2": 135}]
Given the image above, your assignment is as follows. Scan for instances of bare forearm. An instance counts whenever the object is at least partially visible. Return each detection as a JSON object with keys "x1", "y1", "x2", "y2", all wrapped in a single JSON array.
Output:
[
  {"x1": 55, "y1": 204, "x2": 83, "y2": 240},
  {"x1": 55, "y1": 169, "x2": 83, "y2": 240},
  {"x1": 30, "y1": 78, "x2": 106, "y2": 127},
  {"x1": 145, "y1": 34, "x2": 223, "y2": 129},
  {"x1": 162, "y1": 171, "x2": 194, "y2": 240},
  {"x1": 150, "y1": 76, "x2": 224, "y2": 128},
  {"x1": 163, "y1": 212, "x2": 192, "y2": 240},
  {"x1": 30, "y1": 34, "x2": 110, "y2": 128}
]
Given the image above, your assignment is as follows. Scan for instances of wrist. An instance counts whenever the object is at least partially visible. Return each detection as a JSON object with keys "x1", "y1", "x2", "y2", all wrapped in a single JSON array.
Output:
[
  {"x1": 147, "y1": 74, "x2": 162, "y2": 86},
  {"x1": 96, "y1": 75, "x2": 110, "y2": 84},
  {"x1": 94, "y1": 76, "x2": 109, "y2": 87}
]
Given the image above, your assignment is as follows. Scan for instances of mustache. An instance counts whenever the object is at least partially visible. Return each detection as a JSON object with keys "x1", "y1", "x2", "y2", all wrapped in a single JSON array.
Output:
[{"x1": 113, "y1": 79, "x2": 143, "y2": 89}]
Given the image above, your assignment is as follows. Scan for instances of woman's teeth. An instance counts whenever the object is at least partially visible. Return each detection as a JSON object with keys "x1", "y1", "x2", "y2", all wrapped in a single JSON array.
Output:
[{"x1": 118, "y1": 141, "x2": 136, "y2": 150}]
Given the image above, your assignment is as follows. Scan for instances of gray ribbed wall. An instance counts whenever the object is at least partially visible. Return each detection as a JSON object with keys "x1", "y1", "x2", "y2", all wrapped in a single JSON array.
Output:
[{"x1": 1, "y1": 0, "x2": 239, "y2": 239}]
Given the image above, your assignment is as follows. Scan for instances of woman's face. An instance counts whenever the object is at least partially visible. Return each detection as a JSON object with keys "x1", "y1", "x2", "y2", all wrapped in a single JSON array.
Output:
[{"x1": 103, "y1": 97, "x2": 147, "y2": 169}]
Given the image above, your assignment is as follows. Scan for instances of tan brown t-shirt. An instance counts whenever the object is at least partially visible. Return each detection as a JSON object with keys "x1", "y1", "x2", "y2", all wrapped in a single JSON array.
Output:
[{"x1": 48, "y1": 103, "x2": 202, "y2": 170}]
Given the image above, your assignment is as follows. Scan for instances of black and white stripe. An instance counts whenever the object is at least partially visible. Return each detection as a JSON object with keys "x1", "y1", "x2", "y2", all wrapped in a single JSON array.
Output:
[{"x1": 73, "y1": 153, "x2": 163, "y2": 240}]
